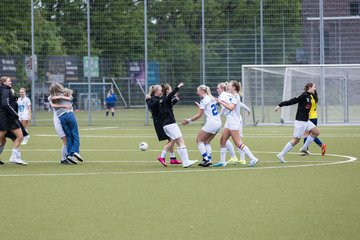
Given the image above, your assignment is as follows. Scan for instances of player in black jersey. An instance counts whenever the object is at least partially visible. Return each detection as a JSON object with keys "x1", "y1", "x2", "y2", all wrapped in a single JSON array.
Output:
[
  {"x1": 159, "y1": 82, "x2": 197, "y2": 168},
  {"x1": 146, "y1": 84, "x2": 180, "y2": 167},
  {"x1": 275, "y1": 82, "x2": 320, "y2": 163}
]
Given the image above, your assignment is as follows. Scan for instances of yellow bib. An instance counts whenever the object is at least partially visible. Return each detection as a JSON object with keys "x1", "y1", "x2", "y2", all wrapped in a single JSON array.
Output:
[{"x1": 309, "y1": 95, "x2": 317, "y2": 119}]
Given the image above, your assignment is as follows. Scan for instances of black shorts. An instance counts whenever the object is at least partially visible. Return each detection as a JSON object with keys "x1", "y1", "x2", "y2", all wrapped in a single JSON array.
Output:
[
  {"x1": 106, "y1": 103, "x2": 115, "y2": 109},
  {"x1": 153, "y1": 121, "x2": 170, "y2": 141},
  {"x1": 4, "y1": 122, "x2": 28, "y2": 140}
]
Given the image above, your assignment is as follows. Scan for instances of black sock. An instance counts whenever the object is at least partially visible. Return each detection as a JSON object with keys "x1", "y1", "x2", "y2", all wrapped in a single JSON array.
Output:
[
  {"x1": 111, "y1": 112, "x2": 114, "y2": 117},
  {"x1": 106, "y1": 111, "x2": 109, "y2": 117}
]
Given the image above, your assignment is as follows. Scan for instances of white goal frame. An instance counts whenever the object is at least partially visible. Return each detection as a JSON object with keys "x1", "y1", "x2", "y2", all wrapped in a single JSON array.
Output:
[{"x1": 242, "y1": 64, "x2": 360, "y2": 125}]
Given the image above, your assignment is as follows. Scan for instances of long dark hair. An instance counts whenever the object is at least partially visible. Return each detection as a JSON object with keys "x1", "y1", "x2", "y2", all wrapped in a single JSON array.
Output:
[{"x1": 304, "y1": 82, "x2": 318, "y2": 103}]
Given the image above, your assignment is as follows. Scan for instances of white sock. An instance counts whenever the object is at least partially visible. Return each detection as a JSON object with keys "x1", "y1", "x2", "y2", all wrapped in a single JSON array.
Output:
[
  {"x1": 226, "y1": 140, "x2": 236, "y2": 157},
  {"x1": 205, "y1": 144, "x2": 212, "y2": 162},
  {"x1": 280, "y1": 142, "x2": 294, "y2": 156},
  {"x1": 177, "y1": 146, "x2": 190, "y2": 166},
  {"x1": 169, "y1": 152, "x2": 176, "y2": 158},
  {"x1": 160, "y1": 150, "x2": 167, "y2": 158},
  {"x1": 12, "y1": 148, "x2": 21, "y2": 158},
  {"x1": 302, "y1": 135, "x2": 315, "y2": 151},
  {"x1": 62, "y1": 145, "x2": 67, "y2": 161},
  {"x1": 239, "y1": 149, "x2": 245, "y2": 161},
  {"x1": 197, "y1": 142, "x2": 209, "y2": 160},
  {"x1": 239, "y1": 144, "x2": 256, "y2": 160},
  {"x1": 220, "y1": 147, "x2": 227, "y2": 163}
]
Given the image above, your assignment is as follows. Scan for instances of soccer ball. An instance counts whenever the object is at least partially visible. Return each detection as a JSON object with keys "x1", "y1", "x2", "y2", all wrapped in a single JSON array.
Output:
[{"x1": 139, "y1": 142, "x2": 149, "y2": 151}]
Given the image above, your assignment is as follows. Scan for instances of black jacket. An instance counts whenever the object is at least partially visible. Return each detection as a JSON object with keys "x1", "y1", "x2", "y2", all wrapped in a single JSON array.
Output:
[
  {"x1": 159, "y1": 87, "x2": 180, "y2": 126},
  {"x1": 0, "y1": 85, "x2": 20, "y2": 131},
  {"x1": 0, "y1": 85, "x2": 18, "y2": 118},
  {"x1": 278, "y1": 91, "x2": 311, "y2": 122}
]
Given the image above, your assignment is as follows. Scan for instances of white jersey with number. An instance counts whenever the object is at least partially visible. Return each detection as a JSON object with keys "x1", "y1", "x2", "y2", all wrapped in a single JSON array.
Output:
[
  {"x1": 227, "y1": 94, "x2": 251, "y2": 124},
  {"x1": 17, "y1": 96, "x2": 31, "y2": 120},
  {"x1": 199, "y1": 95, "x2": 221, "y2": 124},
  {"x1": 218, "y1": 92, "x2": 233, "y2": 117},
  {"x1": 199, "y1": 95, "x2": 222, "y2": 134}
]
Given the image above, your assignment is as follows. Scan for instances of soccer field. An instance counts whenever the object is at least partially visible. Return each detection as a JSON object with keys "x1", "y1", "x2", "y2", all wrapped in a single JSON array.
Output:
[{"x1": 0, "y1": 107, "x2": 359, "y2": 240}]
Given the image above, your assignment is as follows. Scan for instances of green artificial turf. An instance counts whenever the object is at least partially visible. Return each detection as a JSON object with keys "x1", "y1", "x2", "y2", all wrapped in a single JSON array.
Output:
[{"x1": 0, "y1": 108, "x2": 359, "y2": 240}]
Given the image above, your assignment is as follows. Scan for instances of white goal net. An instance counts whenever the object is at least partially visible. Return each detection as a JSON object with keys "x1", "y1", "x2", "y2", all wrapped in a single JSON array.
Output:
[{"x1": 242, "y1": 64, "x2": 360, "y2": 125}]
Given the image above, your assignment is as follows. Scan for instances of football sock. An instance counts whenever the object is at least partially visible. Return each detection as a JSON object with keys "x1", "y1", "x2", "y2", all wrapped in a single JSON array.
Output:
[
  {"x1": 12, "y1": 148, "x2": 21, "y2": 158},
  {"x1": 197, "y1": 142, "x2": 209, "y2": 160},
  {"x1": 280, "y1": 141, "x2": 294, "y2": 156},
  {"x1": 106, "y1": 111, "x2": 109, "y2": 117},
  {"x1": 111, "y1": 112, "x2": 114, "y2": 117},
  {"x1": 302, "y1": 135, "x2": 315, "y2": 150},
  {"x1": 169, "y1": 152, "x2": 176, "y2": 158},
  {"x1": 239, "y1": 149, "x2": 245, "y2": 161},
  {"x1": 225, "y1": 140, "x2": 236, "y2": 157},
  {"x1": 205, "y1": 144, "x2": 212, "y2": 162},
  {"x1": 177, "y1": 146, "x2": 190, "y2": 164},
  {"x1": 314, "y1": 137, "x2": 323, "y2": 147},
  {"x1": 220, "y1": 147, "x2": 227, "y2": 163},
  {"x1": 238, "y1": 143, "x2": 256, "y2": 160},
  {"x1": 160, "y1": 150, "x2": 167, "y2": 158}
]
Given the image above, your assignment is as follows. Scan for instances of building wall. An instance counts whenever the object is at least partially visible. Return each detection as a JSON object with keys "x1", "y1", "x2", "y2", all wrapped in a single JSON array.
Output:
[{"x1": 302, "y1": 0, "x2": 360, "y2": 64}]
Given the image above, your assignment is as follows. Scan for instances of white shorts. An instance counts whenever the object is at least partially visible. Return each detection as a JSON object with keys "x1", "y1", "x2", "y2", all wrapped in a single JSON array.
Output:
[
  {"x1": 201, "y1": 120, "x2": 222, "y2": 134},
  {"x1": 19, "y1": 113, "x2": 30, "y2": 121},
  {"x1": 224, "y1": 119, "x2": 241, "y2": 131},
  {"x1": 293, "y1": 120, "x2": 316, "y2": 138},
  {"x1": 223, "y1": 119, "x2": 244, "y2": 137},
  {"x1": 163, "y1": 123, "x2": 183, "y2": 140},
  {"x1": 53, "y1": 114, "x2": 66, "y2": 138}
]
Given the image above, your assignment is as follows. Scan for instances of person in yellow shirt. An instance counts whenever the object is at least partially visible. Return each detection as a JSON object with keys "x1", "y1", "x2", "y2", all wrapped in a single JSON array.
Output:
[{"x1": 302, "y1": 90, "x2": 326, "y2": 156}]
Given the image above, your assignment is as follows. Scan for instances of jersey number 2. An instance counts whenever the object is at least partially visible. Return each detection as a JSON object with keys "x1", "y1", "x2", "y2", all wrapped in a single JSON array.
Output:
[{"x1": 211, "y1": 104, "x2": 218, "y2": 116}]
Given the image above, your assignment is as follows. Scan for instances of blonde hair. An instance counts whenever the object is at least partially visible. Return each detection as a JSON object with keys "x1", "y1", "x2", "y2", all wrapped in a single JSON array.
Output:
[
  {"x1": 49, "y1": 82, "x2": 73, "y2": 97},
  {"x1": 0, "y1": 76, "x2": 10, "y2": 85},
  {"x1": 198, "y1": 84, "x2": 215, "y2": 100},
  {"x1": 217, "y1": 82, "x2": 227, "y2": 92},
  {"x1": 229, "y1": 80, "x2": 243, "y2": 97},
  {"x1": 148, "y1": 84, "x2": 162, "y2": 96}
]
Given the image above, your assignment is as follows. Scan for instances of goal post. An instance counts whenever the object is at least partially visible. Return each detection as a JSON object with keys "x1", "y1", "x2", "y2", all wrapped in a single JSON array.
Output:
[
  {"x1": 242, "y1": 64, "x2": 360, "y2": 125},
  {"x1": 68, "y1": 82, "x2": 114, "y2": 111}
]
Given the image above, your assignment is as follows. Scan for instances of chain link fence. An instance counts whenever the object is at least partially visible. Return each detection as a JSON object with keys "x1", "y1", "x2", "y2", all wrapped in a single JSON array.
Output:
[{"x1": 1, "y1": 0, "x2": 359, "y2": 125}]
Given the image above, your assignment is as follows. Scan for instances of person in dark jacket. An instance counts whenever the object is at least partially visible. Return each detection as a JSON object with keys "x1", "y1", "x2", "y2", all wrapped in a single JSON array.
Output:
[
  {"x1": 275, "y1": 82, "x2": 320, "y2": 163},
  {"x1": 158, "y1": 82, "x2": 197, "y2": 168},
  {"x1": 146, "y1": 84, "x2": 181, "y2": 167},
  {"x1": 0, "y1": 76, "x2": 27, "y2": 165},
  {"x1": 146, "y1": 82, "x2": 197, "y2": 168}
]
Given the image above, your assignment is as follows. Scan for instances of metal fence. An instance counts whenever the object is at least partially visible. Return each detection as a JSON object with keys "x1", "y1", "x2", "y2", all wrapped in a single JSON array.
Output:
[{"x1": 1, "y1": 0, "x2": 360, "y2": 125}]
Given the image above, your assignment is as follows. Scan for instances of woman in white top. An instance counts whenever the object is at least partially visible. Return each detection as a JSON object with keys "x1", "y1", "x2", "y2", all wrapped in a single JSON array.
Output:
[
  {"x1": 17, "y1": 88, "x2": 32, "y2": 144},
  {"x1": 216, "y1": 80, "x2": 258, "y2": 167},
  {"x1": 217, "y1": 83, "x2": 237, "y2": 163},
  {"x1": 182, "y1": 85, "x2": 222, "y2": 167}
]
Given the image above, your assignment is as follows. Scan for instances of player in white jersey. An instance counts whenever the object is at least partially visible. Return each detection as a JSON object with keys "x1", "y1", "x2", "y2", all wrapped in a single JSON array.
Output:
[
  {"x1": 17, "y1": 88, "x2": 32, "y2": 145},
  {"x1": 215, "y1": 80, "x2": 258, "y2": 167},
  {"x1": 182, "y1": 85, "x2": 222, "y2": 167},
  {"x1": 217, "y1": 82, "x2": 238, "y2": 163}
]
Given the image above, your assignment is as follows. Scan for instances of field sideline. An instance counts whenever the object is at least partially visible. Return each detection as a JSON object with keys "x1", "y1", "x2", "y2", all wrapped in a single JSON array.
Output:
[{"x1": 0, "y1": 108, "x2": 359, "y2": 240}]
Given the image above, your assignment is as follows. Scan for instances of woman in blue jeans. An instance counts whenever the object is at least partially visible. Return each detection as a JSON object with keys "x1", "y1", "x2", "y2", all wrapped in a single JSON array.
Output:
[{"x1": 49, "y1": 82, "x2": 84, "y2": 164}]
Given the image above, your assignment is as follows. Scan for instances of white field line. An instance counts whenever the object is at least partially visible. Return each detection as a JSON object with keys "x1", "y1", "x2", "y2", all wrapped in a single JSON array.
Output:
[
  {"x1": 80, "y1": 127, "x2": 119, "y2": 131},
  {"x1": 31, "y1": 134, "x2": 360, "y2": 138},
  {"x1": 0, "y1": 152, "x2": 357, "y2": 178}
]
